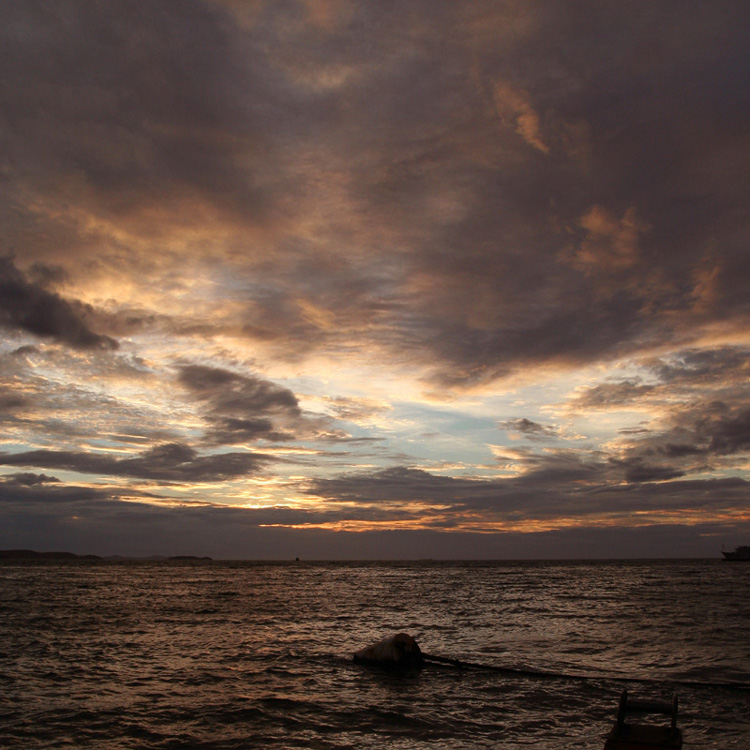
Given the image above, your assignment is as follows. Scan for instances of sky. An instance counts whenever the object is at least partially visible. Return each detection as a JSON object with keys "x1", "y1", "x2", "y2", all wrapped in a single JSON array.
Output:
[{"x1": 1, "y1": 0, "x2": 749, "y2": 559}]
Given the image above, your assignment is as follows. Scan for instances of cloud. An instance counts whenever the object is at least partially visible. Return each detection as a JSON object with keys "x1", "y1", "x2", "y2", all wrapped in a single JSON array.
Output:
[
  {"x1": 493, "y1": 82, "x2": 550, "y2": 154},
  {"x1": 0, "y1": 386, "x2": 29, "y2": 413},
  {"x1": 2, "y1": 459, "x2": 748, "y2": 559},
  {"x1": 500, "y1": 418, "x2": 558, "y2": 440},
  {"x1": 179, "y1": 365, "x2": 300, "y2": 413},
  {"x1": 3, "y1": 499, "x2": 748, "y2": 559},
  {"x1": 0, "y1": 256, "x2": 118, "y2": 350},
  {"x1": 3, "y1": 2, "x2": 748, "y2": 388},
  {"x1": 177, "y1": 364, "x2": 349, "y2": 445},
  {"x1": 1, "y1": 1, "x2": 750, "y2": 558},
  {"x1": 703, "y1": 409, "x2": 750, "y2": 455},
  {"x1": 0, "y1": 442, "x2": 271, "y2": 483},
  {"x1": 0, "y1": 1, "x2": 282, "y2": 225},
  {"x1": 322, "y1": 396, "x2": 392, "y2": 424},
  {"x1": 563, "y1": 348, "x2": 750, "y2": 421},
  {"x1": 567, "y1": 381, "x2": 657, "y2": 411},
  {"x1": 4, "y1": 472, "x2": 60, "y2": 486},
  {"x1": 0, "y1": 473, "x2": 120, "y2": 508},
  {"x1": 177, "y1": 364, "x2": 301, "y2": 444},
  {"x1": 567, "y1": 206, "x2": 649, "y2": 282},
  {"x1": 309, "y1": 466, "x2": 459, "y2": 504},
  {"x1": 604, "y1": 400, "x2": 750, "y2": 488},
  {"x1": 306, "y1": 457, "x2": 749, "y2": 529},
  {"x1": 644, "y1": 348, "x2": 750, "y2": 387},
  {"x1": 615, "y1": 459, "x2": 685, "y2": 484}
]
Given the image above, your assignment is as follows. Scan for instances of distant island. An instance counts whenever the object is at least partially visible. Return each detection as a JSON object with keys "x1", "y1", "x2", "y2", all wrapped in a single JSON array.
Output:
[
  {"x1": 0, "y1": 549, "x2": 212, "y2": 562},
  {"x1": 0, "y1": 549, "x2": 101, "y2": 560}
]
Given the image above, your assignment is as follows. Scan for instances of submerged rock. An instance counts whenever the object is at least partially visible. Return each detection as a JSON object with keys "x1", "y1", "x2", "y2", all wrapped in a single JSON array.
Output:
[{"x1": 353, "y1": 633, "x2": 424, "y2": 668}]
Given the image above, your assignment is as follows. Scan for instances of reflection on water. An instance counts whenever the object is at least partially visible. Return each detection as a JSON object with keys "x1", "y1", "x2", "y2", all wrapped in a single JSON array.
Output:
[{"x1": 0, "y1": 559, "x2": 748, "y2": 749}]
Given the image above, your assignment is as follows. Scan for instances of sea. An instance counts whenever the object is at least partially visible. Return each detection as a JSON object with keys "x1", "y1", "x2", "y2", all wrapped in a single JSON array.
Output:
[{"x1": 0, "y1": 559, "x2": 748, "y2": 749}]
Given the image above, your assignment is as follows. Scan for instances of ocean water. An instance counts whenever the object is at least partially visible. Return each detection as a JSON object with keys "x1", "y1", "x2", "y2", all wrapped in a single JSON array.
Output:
[{"x1": 0, "y1": 559, "x2": 748, "y2": 749}]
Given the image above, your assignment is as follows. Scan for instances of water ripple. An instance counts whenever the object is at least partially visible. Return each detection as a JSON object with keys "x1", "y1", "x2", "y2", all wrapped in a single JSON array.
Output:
[{"x1": 0, "y1": 559, "x2": 748, "y2": 749}]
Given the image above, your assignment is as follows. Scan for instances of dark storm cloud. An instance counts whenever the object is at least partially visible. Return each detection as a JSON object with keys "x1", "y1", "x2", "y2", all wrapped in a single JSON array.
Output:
[
  {"x1": 705, "y1": 409, "x2": 750, "y2": 454},
  {"x1": 0, "y1": 475, "x2": 113, "y2": 505},
  {"x1": 316, "y1": 2, "x2": 749, "y2": 384},
  {"x1": 178, "y1": 364, "x2": 301, "y2": 443},
  {"x1": 556, "y1": 346, "x2": 750, "y2": 491},
  {"x1": 307, "y1": 457, "x2": 749, "y2": 526},
  {"x1": 0, "y1": 466, "x2": 426, "y2": 528},
  {"x1": 0, "y1": 256, "x2": 118, "y2": 350},
  {"x1": 179, "y1": 365, "x2": 300, "y2": 414},
  {"x1": 308, "y1": 458, "x2": 597, "y2": 514},
  {"x1": 309, "y1": 466, "x2": 459, "y2": 505},
  {"x1": 0, "y1": 442, "x2": 271, "y2": 483},
  {"x1": 266, "y1": 0, "x2": 750, "y2": 386},
  {"x1": 3, "y1": 1, "x2": 748, "y2": 383},
  {"x1": 2, "y1": 466, "x2": 747, "y2": 559},
  {"x1": 177, "y1": 364, "x2": 348, "y2": 445},
  {"x1": 4, "y1": 472, "x2": 60, "y2": 486},
  {"x1": 615, "y1": 459, "x2": 685, "y2": 484},
  {"x1": 0, "y1": 0, "x2": 285, "y2": 226},
  {"x1": 613, "y1": 402, "x2": 750, "y2": 482},
  {"x1": 28, "y1": 262, "x2": 69, "y2": 287},
  {"x1": 563, "y1": 348, "x2": 750, "y2": 471},
  {"x1": 5, "y1": 509, "x2": 747, "y2": 560}
]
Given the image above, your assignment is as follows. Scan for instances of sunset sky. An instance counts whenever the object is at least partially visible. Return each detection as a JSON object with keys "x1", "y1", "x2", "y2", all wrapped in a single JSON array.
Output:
[{"x1": 2, "y1": 1, "x2": 749, "y2": 558}]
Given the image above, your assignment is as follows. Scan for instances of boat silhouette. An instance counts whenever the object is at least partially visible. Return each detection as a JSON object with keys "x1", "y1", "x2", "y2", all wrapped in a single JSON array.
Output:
[{"x1": 722, "y1": 545, "x2": 750, "y2": 561}]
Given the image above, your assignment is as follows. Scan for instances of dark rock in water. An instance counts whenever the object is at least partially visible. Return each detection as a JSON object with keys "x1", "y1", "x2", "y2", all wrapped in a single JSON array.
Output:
[{"x1": 353, "y1": 633, "x2": 424, "y2": 668}]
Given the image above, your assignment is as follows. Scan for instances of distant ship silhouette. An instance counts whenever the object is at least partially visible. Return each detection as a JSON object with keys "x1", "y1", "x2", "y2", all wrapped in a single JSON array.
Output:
[{"x1": 722, "y1": 545, "x2": 750, "y2": 561}]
